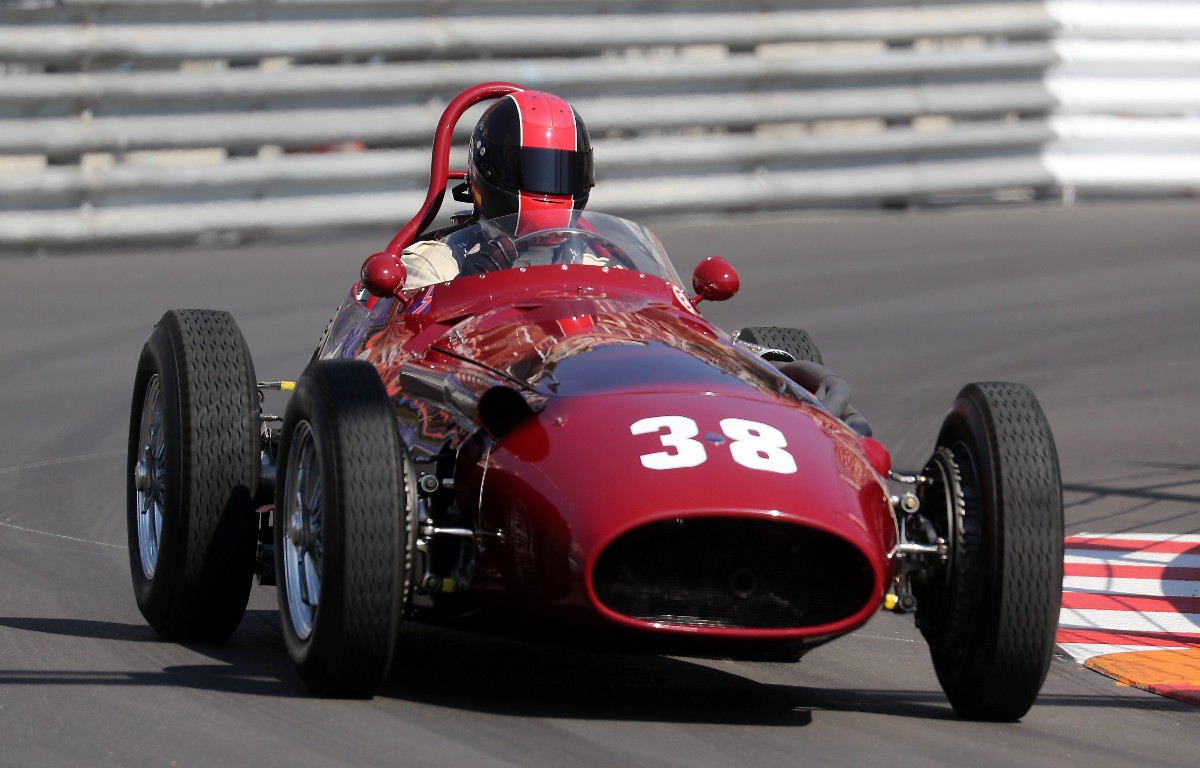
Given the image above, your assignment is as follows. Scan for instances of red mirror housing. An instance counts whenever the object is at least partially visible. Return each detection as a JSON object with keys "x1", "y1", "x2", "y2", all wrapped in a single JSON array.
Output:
[
  {"x1": 691, "y1": 256, "x2": 740, "y2": 303},
  {"x1": 361, "y1": 251, "x2": 408, "y2": 297}
]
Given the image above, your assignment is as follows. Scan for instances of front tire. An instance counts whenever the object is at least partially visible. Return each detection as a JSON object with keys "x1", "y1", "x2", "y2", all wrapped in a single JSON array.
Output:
[
  {"x1": 275, "y1": 359, "x2": 409, "y2": 698},
  {"x1": 126, "y1": 309, "x2": 259, "y2": 642},
  {"x1": 914, "y1": 382, "x2": 1063, "y2": 721},
  {"x1": 735, "y1": 326, "x2": 824, "y2": 365}
]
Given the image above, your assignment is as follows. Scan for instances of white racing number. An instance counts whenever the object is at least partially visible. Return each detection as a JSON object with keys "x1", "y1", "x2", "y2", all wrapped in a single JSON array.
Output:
[
  {"x1": 629, "y1": 415, "x2": 707, "y2": 470},
  {"x1": 630, "y1": 416, "x2": 798, "y2": 474}
]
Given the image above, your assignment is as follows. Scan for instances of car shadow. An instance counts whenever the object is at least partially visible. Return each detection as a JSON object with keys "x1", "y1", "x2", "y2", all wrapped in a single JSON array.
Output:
[
  {"x1": 1063, "y1": 460, "x2": 1200, "y2": 532},
  {"x1": 379, "y1": 623, "x2": 1196, "y2": 723},
  {"x1": 2, "y1": 613, "x2": 1194, "y2": 721},
  {"x1": 0, "y1": 611, "x2": 307, "y2": 699},
  {"x1": 0, "y1": 612, "x2": 953, "y2": 720}
]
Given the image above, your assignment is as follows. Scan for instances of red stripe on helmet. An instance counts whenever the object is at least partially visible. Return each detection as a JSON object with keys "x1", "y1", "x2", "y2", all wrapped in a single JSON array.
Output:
[
  {"x1": 511, "y1": 91, "x2": 578, "y2": 234},
  {"x1": 511, "y1": 91, "x2": 578, "y2": 151},
  {"x1": 515, "y1": 191, "x2": 574, "y2": 236}
]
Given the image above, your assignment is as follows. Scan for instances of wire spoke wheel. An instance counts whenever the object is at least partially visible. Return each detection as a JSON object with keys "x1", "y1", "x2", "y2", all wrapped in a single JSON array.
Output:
[
  {"x1": 281, "y1": 421, "x2": 323, "y2": 641},
  {"x1": 133, "y1": 374, "x2": 167, "y2": 580},
  {"x1": 125, "y1": 309, "x2": 259, "y2": 642},
  {"x1": 274, "y1": 359, "x2": 413, "y2": 698}
]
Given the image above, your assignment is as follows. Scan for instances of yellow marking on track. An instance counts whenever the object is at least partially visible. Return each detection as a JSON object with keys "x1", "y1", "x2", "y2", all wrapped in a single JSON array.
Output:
[
  {"x1": 1089, "y1": 648, "x2": 1200, "y2": 686},
  {"x1": 1087, "y1": 648, "x2": 1200, "y2": 705}
]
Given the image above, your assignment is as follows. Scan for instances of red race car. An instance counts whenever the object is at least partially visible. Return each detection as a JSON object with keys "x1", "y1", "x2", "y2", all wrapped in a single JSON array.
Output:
[{"x1": 126, "y1": 84, "x2": 1063, "y2": 721}]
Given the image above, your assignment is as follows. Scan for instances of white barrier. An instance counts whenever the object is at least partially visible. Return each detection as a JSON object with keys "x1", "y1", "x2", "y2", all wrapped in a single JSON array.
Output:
[
  {"x1": 1044, "y1": 1, "x2": 1200, "y2": 194},
  {"x1": 0, "y1": 0, "x2": 1195, "y2": 248}
]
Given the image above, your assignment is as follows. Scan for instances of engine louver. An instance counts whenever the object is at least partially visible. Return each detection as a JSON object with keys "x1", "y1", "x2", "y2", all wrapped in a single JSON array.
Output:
[{"x1": 592, "y1": 518, "x2": 875, "y2": 629}]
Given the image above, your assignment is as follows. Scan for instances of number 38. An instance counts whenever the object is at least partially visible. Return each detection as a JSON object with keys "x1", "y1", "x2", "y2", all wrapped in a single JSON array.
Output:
[{"x1": 630, "y1": 416, "x2": 798, "y2": 475}]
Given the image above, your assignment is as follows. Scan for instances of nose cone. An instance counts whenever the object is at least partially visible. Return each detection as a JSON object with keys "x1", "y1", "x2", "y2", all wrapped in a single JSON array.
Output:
[{"x1": 474, "y1": 390, "x2": 894, "y2": 641}]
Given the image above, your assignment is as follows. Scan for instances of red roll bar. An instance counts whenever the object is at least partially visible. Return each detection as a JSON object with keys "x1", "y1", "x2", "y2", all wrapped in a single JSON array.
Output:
[{"x1": 380, "y1": 82, "x2": 526, "y2": 258}]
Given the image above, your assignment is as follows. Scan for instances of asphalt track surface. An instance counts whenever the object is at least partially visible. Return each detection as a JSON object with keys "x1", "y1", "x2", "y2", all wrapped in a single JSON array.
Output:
[{"x1": 1, "y1": 201, "x2": 1197, "y2": 767}]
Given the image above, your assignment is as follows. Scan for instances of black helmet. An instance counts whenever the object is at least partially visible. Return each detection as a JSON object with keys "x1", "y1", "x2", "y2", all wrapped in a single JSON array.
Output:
[{"x1": 467, "y1": 90, "x2": 593, "y2": 234}]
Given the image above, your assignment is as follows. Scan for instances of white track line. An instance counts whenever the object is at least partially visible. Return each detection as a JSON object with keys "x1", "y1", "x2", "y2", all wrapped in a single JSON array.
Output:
[
  {"x1": 1059, "y1": 643, "x2": 1191, "y2": 661},
  {"x1": 1059, "y1": 607, "x2": 1200, "y2": 634},
  {"x1": 0, "y1": 450, "x2": 122, "y2": 475},
  {"x1": 1063, "y1": 576, "x2": 1200, "y2": 598},
  {"x1": 0, "y1": 520, "x2": 126, "y2": 550},
  {"x1": 1065, "y1": 551, "x2": 1200, "y2": 568}
]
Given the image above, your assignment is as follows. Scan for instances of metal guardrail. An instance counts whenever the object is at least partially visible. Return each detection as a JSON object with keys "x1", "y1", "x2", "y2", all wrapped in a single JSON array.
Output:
[
  {"x1": 1043, "y1": 2, "x2": 1200, "y2": 196},
  {"x1": 0, "y1": 0, "x2": 1195, "y2": 248},
  {"x1": 0, "y1": 83, "x2": 1061, "y2": 155},
  {"x1": 0, "y1": 3, "x2": 1056, "y2": 61}
]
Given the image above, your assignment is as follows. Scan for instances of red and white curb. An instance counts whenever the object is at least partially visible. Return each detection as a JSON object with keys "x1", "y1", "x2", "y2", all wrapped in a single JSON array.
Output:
[{"x1": 1057, "y1": 533, "x2": 1200, "y2": 704}]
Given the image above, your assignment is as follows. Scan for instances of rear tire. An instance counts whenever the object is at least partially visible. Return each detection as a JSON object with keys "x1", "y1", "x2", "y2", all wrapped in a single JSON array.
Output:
[
  {"x1": 126, "y1": 309, "x2": 259, "y2": 642},
  {"x1": 914, "y1": 382, "x2": 1063, "y2": 721},
  {"x1": 735, "y1": 326, "x2": 823, "y2": 365},
  {"x1": 275, "y1": 359, "x2": 409, "y2": 698}
]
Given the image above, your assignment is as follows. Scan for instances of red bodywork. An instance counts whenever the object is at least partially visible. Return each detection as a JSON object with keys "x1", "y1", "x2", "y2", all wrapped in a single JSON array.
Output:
[{"x1": 322, "y1": 84, "x2": 898, "y2": 658}]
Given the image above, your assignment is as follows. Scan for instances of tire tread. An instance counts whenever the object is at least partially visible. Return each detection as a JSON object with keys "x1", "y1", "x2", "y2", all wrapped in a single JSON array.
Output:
[
  {"x1": 276, "y1": 359, "x2": 406, "y2": 697},
  {"x1": 919, "y1": 381, "x2": 1063, "y2": 721},
  {"x1": 736, "y1": 326, "x2": 824, "y2": 365},
  {"x1": 128, "y1": 309, "x2": 258, "y2": 642}
]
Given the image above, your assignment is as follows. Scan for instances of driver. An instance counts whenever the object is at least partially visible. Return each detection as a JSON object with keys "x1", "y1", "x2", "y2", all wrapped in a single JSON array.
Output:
[{"x1": 402, "y1": 89, "x2": 596, "y2": 289}]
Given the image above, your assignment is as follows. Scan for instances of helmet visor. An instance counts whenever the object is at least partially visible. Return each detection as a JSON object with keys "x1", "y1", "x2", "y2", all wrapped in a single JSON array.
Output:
[{"x1": 476, "y1": 141, "x2": 593, "y2": 197}]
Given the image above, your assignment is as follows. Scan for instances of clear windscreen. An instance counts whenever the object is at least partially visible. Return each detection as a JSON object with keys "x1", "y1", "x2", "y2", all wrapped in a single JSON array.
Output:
[{"x1": 440, "y1": 211, "x2": 683, "y2": 284}]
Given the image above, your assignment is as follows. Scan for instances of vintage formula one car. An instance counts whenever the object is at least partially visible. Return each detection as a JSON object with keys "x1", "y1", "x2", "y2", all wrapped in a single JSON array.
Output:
[{"x1": 126, "y1": 84, "x2": 1063, "y2": 721}]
